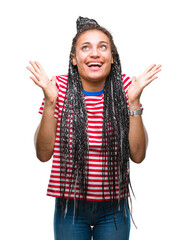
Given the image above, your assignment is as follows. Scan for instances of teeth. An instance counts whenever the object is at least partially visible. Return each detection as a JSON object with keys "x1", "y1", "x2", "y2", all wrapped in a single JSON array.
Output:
[{"x1": 88, "y1": 62, "x2": 102, "y2": 67}]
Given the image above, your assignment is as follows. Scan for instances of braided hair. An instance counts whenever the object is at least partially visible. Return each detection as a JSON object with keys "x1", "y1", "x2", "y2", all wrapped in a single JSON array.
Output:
[{"x1": 59, "y1": 17, "x2": 131, "y2": 227}]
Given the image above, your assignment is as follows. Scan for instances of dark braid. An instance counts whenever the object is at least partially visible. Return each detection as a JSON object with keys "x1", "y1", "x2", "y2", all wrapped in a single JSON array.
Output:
[
  {"x1": 101, "y1": 53, "x2": 130, "y2": 228},
  {"x1": 59, "y1": 55, "x2": 89, "y2": 215},
  {"x1": 59, "y1": 17, "x2": 131, "y2": 227}
]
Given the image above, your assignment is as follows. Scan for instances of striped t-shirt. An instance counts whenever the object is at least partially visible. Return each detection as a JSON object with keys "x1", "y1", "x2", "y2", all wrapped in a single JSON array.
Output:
[{"x1": 39, "y1": 74, "x2": 132, "y2": 201}]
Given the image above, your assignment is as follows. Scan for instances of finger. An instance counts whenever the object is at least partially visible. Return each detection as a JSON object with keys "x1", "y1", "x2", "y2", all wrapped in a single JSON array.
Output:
[
  {"x1": 143, "y1": 64, "x2": 156, "y2": 75},
  {"x1": 30, "y1": 76, "x2": 43, "y2": 87},
  {"x1": 51, "y1": 75, "x2": 57, "y2": 86},
  {"x1": 151, "y1": 64, "x2": 162, "y2": 72},
  {"x1": 131, "y1": 76, "x2": 137, "y2": 83},
  {"x1": 147, "y1": 68, "x2": 161, "y2": 80},
  {"x1": 26, "y1": 65, "x2": 35, "y2": 75},
  {"x1": 30, "y1": 76, "x2": 39, "y2": 84},
  {"x1": 144, "y1": 76, "x2": 158, "y2": 87},
  {"x1": 27, "y1": 65, "x2": 40, "y2": 79},
  {"x1": 35, "y1": 61, "x2": 46, "y2": 75},
  {"x1": 29, "y1": 60, "x2": 41, "y2": 74},
  {"x1": 155, "y1": 64, "x2": 162, "y2": 70}
]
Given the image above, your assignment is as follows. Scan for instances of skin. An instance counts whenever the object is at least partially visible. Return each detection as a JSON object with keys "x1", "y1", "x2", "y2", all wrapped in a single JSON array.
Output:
[
  {"x1": 26, "y1": 61, "x2": 58, "y2": 161},
  {"x1": 26, "y1": 29, "x2": 162, "y2": 163},
  {"x1": 72, "y1": 30, "x2": 113, "y2": 92},
  {"x1": 128, "y1": 64, "x2": 161, "y2": 163}
]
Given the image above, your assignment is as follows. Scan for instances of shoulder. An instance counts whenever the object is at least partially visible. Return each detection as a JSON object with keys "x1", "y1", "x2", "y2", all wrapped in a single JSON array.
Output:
[{"x1": 52, "y1": 74, "x2": 68, "y2": 90}]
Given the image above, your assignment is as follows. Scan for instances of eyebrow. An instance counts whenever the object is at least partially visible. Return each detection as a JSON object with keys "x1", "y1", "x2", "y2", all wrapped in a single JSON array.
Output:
[{"x1": 81, "y1": 41, "x2": 109, "y2": 45}]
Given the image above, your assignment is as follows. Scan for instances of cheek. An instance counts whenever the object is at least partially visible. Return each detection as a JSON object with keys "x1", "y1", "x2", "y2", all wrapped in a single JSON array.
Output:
[
  {"x1": 105, "y1": 51, "x2": 113, "y2": 63},
  {"x1": 75, "y1": 54, "x2": 86, "y2": 67},
  {"x1": 75, "y1": 55, "x2": 87, "y2": 74},
  {"x1": 106, "y1": 55, "x2": 113, "y2": 68},
  {"x1": 74, "y1": 55, "x2": 80, "y2": 65}
]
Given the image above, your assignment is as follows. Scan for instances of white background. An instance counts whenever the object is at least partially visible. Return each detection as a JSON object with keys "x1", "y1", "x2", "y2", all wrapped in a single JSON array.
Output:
[{"x1": 1, "y1": 0, "x2": 188, "y2": 239}]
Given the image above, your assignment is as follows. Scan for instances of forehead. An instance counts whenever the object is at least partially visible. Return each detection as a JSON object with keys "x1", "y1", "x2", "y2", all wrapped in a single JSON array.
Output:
[{"x1": 76, "y1": 29, "x2": 110, "y2": 45}]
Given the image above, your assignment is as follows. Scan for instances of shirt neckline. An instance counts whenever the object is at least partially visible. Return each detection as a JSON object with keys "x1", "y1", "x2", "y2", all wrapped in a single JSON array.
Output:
[{"x1": 82, "y1": 88, "x2": 104, "y2": 96}]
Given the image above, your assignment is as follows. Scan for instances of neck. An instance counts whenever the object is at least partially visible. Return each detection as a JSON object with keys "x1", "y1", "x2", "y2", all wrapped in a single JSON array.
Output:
[{"x1": 81, "y1": 78, "x2": 105, "y2": 92}]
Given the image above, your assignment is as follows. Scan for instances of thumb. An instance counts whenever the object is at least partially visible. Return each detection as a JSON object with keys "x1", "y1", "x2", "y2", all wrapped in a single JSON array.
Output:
[
  {"x1": 131, "y1": 76, "x2": 137, "y2": 83},
  {"x1": 51, "y1": 76, "x2": 57, "y2": 85}
]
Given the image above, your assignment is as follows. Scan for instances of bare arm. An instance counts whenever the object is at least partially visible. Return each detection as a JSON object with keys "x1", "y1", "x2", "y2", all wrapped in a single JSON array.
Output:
[
  {"x1": 128, "y1": 101, "x2": 148, "y2": 164},
  {"x1": 127, "y1": 64, "x2": 162, "y2": 163},
  {"x1": 34, "y1": 101, "x2": 58, "y2": 162},
  {"x1": 27, "y1": 61, "x2": 58, "y2": 162}
]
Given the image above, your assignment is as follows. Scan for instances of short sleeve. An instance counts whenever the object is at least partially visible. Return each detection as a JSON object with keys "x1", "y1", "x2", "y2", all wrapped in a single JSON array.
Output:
[
  {"x1": 122, "y1": 74, "x2": 132, "y2": 109},
  {"x1": 122, "y1": 74, "x2": 143, "y2": 110},
  {"x1": 38, "y1": 76, "x2": 60, "y2": 119}
]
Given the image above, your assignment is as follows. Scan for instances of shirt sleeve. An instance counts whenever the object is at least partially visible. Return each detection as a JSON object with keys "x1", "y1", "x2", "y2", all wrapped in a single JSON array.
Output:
[
  {"x1": 122, "y1": 74, "x2": 132, "y2": 109},
  {"x1": 122, "y1": 74, "x2": 143, "y2": 110},
  {"x1": 38, "y1": 76, "x2": 60, "y2": 119}
]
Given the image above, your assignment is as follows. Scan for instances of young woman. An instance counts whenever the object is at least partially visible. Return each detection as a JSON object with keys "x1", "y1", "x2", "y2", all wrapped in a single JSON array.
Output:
[{"x1": 27, "y1": 16, "x2": 161, "y2": 240}]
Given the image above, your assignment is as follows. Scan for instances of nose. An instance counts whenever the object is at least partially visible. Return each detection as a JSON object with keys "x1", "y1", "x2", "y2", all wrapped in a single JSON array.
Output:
[{"x1": 89, "y1": 47, "x2": 100, "y2": 58}]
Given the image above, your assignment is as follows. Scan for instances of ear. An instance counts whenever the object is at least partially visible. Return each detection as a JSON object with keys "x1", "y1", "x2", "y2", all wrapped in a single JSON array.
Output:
[
  {"x1": 71, "y1": 53, "x2": 77, "y2": 66},
  {"x1": 111, "y1": 55, "x2": 114, "y2": 64}
]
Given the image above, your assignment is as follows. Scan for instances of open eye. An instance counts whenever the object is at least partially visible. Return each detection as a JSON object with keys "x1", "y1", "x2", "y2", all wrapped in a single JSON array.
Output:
[
  {"x1": 100, "y1": 45, "x2": 107, "y2": 50},
  {"x1": 82, "y1": 45, "x2": 89, "y2": 51}
]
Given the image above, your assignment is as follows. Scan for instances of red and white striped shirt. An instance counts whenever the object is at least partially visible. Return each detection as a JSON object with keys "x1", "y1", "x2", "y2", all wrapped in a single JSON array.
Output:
[{"x1": 39, "y1": 74, "x2": 132, "y2": 201}]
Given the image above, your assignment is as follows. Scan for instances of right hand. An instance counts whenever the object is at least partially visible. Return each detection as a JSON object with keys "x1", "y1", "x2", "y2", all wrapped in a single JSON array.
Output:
[{"x1": 26, "y1": 61, "x2": 58, "y2": 103}]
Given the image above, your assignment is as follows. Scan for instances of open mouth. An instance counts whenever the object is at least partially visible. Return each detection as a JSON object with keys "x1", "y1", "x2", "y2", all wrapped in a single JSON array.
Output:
[{"x1": 87, "y1": 62, "x2": 103, "y2": 69}]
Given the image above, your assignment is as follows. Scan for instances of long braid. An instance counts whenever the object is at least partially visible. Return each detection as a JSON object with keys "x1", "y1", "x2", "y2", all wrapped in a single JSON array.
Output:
[
  {"x1": 59, "y1": 54, "x2": 89, "y2": 216},
  {"x1": 102, "y1": 54, "x2": 130, "y2": 228},
  {"x1": 59, "y1": 17, "x2": 131, "y2": 226}
]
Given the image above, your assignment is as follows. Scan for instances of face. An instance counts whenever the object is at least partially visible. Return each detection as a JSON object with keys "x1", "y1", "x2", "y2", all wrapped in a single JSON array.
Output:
[{"x1": 72, "y1": 30, "x2": 113, "y2": 91}]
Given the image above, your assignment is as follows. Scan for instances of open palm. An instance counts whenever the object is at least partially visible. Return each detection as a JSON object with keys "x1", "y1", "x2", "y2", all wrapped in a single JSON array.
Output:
[
  {"x1": 26, "y1": 61, "x2": 58, "y2": 103},
  {"x1": 127, "y1": 64, "x2": 162, "y2": 104}
]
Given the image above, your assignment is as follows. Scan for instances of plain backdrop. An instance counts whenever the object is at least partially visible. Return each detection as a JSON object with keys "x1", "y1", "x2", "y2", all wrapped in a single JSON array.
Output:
[{"x1": 1, "y1": 0, "x2": 188, "y2": 239}]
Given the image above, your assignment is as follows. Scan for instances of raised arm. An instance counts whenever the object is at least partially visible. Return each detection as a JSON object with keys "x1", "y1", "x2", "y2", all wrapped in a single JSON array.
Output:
[
  {"x1": 26, "y1": 61, "x2": 58, "y2": 162},
  {"x1": 127, "y1": 64, "x2": 162, "y2": 164}
]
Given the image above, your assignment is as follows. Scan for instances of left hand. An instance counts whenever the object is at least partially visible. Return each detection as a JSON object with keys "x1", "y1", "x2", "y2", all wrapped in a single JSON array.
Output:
[{"x1": 127, "y1": 64, "x2": 162, "y2": 106}]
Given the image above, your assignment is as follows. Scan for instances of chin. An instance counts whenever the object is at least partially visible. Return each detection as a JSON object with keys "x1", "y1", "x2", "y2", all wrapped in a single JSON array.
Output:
[
  {"x1": 87, "y1": 75, "x2": 107, "y2": 83},
  {"x1": 87, "y1": 71, "x2": 110, "y2": 81}
]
